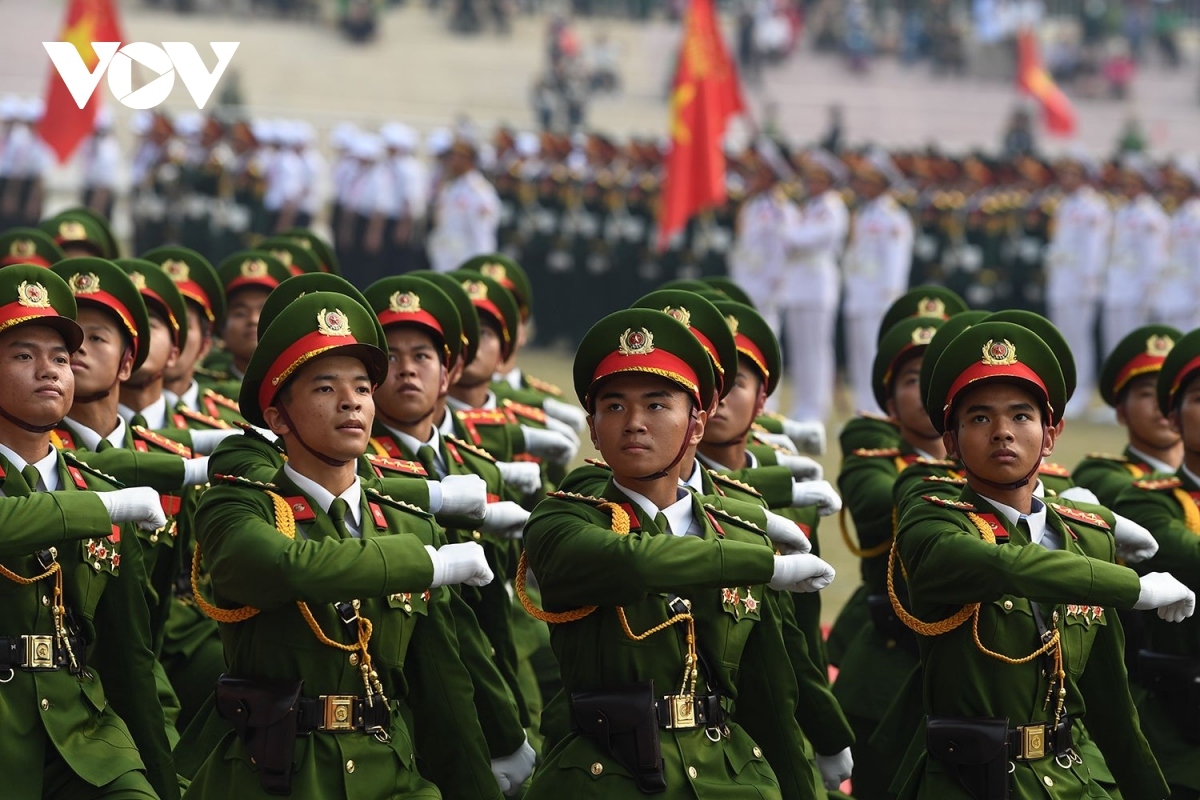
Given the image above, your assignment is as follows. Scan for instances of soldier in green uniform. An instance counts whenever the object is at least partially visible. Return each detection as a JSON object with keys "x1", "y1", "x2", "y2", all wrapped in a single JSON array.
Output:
[
  {"x1": 893, "y1": 319, "x2": 1188, "y2": 799},
  {"x1": 281, "y1": 228, "x2": 341, "y2": 276},
  {"x1": 1110, "y1": 328, "x2": 1200, "y2": 799},
  {"x1": 40, "y1": 207, "x2": 120, "y2": 260},
  {"x1": 523, "y1": 307, "x2": 840, "y2": 799},
  {"x1": 256, "y1": 235, "x2": 324, "y2": 277},
  {"x1": 0, "y1": 226, "x2": 65, "y2": 268},
  {"x1": 0, "y1": 264, "x2": 177, "y2": 799},
  {"x1": 1074, "y1": 325, "x2": 1183, "y2": 505},
  {"x1": 183, "y1": 290, "x2": 523, "y2": 799}
]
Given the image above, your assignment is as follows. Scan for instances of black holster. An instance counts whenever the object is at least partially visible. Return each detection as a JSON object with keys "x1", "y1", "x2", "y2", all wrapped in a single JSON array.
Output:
[
  {"x1": 571, "y1": 681, "x2": 666, "y2": 793},
  {"x1": 867, "y1": 593, "x2": 919, "y2": 655},
  {"x1": 215, "y1": 674, "x2": 304, "y2": 796},
  {"x1": 926, "y1": 716, "x2": 1010, "y2": 800},
  {"x1": 1137, "y1": 649, "x2": 1200, "y2": 744}
]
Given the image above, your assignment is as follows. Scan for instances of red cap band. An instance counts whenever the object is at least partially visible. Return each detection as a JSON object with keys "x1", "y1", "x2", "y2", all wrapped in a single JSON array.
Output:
[
  {"x1": 590, "y1": 349, "x2": 701, "y2": 407},
  {"x1": 944, "y1": 362, "x2": 1049, "y2": 426}
]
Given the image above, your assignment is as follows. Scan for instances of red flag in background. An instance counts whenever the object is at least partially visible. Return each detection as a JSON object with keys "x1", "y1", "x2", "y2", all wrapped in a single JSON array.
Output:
[
  {"x1": 658, "y1": 0, "x2": 745, "y2": 249},
  {"x1": 1016, "y1": 28, "x2": 1076, "y2": 137},
  {"x1": 39, "y1": 0, "x2": 125, "y2": 163}
]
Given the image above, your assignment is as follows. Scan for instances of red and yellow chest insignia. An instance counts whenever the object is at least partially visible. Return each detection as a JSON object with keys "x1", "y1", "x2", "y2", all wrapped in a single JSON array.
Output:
[
  {"x1": 974, "y1": 512, "x2": 1008, "y2": 541},
  {"x1": 50, "y1": 428, "x2": 77, "y2": 451},
  {"x1": 84, "y1": 526, "x2": 122, "y2": 573},
  {"x1": 132, "y1": 426, "x2": 194, "y2": 457},
  {"x1": 1064, "y1": 604, "x2": 1104, "y2": 625},
  {"x1": 365, "y1": 453, "x2": 427, "y2": 477},
  {"x1": 455, "y1": 408, "x2": 509, "y2": 445},
  {"x1": 369, "y1": 501, "x2": 387, "y2": 530},
  {"x1": 284, "y1": 496, "x2": 316, "y2": 522},
  {"x1": 1038, "y1": 462, "x2": 1072, "y2": 478},
  {"x1": 720, "y1": 586, "x2": 760, "y2": 620}
]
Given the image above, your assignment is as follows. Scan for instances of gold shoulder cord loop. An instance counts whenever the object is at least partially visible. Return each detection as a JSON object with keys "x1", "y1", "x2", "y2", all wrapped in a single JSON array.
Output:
[
  {"x1": 839, "y1": 505, "x2": 894, "y2": 559},
  {"x1": 1172, "y1": 488, "x2": 1200, "y2": 535},
  {"x1": 0, "y1": 555, "x2": 75, "y2": 672},
  {"x1": 1123, "y1": 463, "x2": 1145, "y2": 479}
]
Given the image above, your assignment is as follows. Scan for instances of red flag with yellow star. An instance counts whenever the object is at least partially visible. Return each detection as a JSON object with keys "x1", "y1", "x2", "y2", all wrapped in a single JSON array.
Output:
[
  {"x1": 1016, "y1": 28, "x2": 1075, "y2": 136},
  {"x1": 657, "y1": 0, "x2": 745, "y2": 250},
  {"x1": 39, "y1": 0, "x2": 125, "y2": 163}
]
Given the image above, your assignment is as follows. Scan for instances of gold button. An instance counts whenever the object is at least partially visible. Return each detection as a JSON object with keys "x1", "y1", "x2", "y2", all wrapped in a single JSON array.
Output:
[
  {"x1": 349, "y1": 653, "x2": 359, "y2": 666},
  {"x1": 346, "y1": 760, "x2": 355, "y2": 774},
  {"x1": 752, "y1": 746, "x2": 762, "y2": 758},
  {"x1": 688, "y1": 766, "x2": 697, "y2": 779},
  {"x1": 1043, "y1": 775, "x2": 1053, "y2": 787},
  {"x1": 93, "y1": 561, "x2": 101, "y2": 571},
  {"x1": 403, "y1": 603, "x2": 413, "y2": 613},
  {"x1": 41, "y1": 595, "x2": 49, "y2": 607},
  {"x1": 40, "y1": 699, "x2": 49, "y2": 711},
  {"x1": 590, "y1": 762, "x2": 603, "y2": 776},
  {"x1": 473, "y1": 531, "x2": 482, "y2": 540},
  {"x1": 1003, "y1": 600, "x2": 1013, "y2": 610}
]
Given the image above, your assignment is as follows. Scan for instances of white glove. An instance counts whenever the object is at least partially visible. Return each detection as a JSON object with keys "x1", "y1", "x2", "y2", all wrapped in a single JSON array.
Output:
[
  {"x1": 97, "y1": 486, "x2": 168, "y2": 532},
  {"x1": 182, "y1": 456, "x2": 210, "y2": 487},
  {"x1": 481, "y1": 501, "x2": 531, "y2": 540},
  {"x1": 490, "y1": 737, "x2": 536, "y2": 796},
  {"x1": 189, "y1": 427, "x2": 240, "y2": 455},
  {"x1": 1112, "y1": 513, "x2": 1159, "y2": 564},
  {"x1": 775, "y1": 453, "x2": 824, "y2": 481},
  {"x1": 436, "y1": 474, "x2": 488, "y2": 520},
  {"x1": 1134, "y1": 572, "x2": 1196, "y2": 622},
  {"x1": 544, "y1": 415, "x2": 583, "y2": 449},
  {"x1": 520, "y1": 426, "x2": 577, "y2": 466},
  {"x1": 815, "y1": 747, "x2": 853, "y2": 791},
  {"x1": 496, "y1": 460, "x2": 543, "y2": 497},
  {"x1": 763, "y1": 510, "x2": 812, "y2": 554},
  {"x1": 768, "y1": 553, "x2": 836, "y2": 592},
  {"x1": 782, "y1": 418, "x2": 827, "y2": 456},
  {"x1": 1057, "y1": 486, "x2": 1100, "y2": 505},
  {"x1": 791, "y1": 479, "x2": 842, "y2": 516},
  {"x1": 543, "y1": 397, "x2": 588, "y2": 432},
  {"x1": 754, "y1": 431, "x2": 800, "y2": 456},
  {"x1": 425, "y1": 542, "x2": 494, "y2": 588}
]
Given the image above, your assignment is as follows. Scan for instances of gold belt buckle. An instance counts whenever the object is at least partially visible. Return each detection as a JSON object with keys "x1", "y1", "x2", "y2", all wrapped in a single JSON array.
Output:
[
  {"x1": 24, "y1": 635, "x2": 54, "y2": 669},
  {"x1": 322, "y1": 695, "x2": 356, "y2": 731},
  {"x1": 1019, "y1": 724, "x2": 1046, "y2": 760},
  {"x1": 666, "y1": 694, "x2": 696, "y2": 729}
]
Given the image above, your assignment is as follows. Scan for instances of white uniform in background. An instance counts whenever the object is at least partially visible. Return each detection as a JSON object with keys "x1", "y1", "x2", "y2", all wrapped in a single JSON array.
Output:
[
  {"x1": 782, "y1": 188, "x2": 847, "y2": 423},
  {"x1": 1103, "y1": 193, "x2": 1169, "y2": 360},
  {"x1": 729, "y1": 188, "x2": 795, "y2": 334},
  {"x1": 1045, "y1": 184, "x2": 1111, "y2": 419},
  {"x1": 80, "y1": 130, "x2": 121, "y2": 195},
  {"x1": 1156, "y1": 195, "x2": 1200, "y2": 332},
  {"x1": 426, "y1": 169, "x2": 500, "y2": 273},
  {"x1": 842, "y1": 193, "x2": 913, "y2": 413}
]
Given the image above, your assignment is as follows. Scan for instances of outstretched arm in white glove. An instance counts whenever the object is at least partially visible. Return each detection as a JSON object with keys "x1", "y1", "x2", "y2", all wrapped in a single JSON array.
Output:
[
  {"x1": 433, "y1": 474, "x2": 488, "y2": 520},
  {"x1": 491, "y1": 737, "x2": 536, "y2": 796},
  {"x1": 767, "y1": 553, "x2": 836, "y2": 592},
  {"x1": 480, "y1": 501, "x2": 531, "y2": 540},
  {"x1": 776, "y1": 453, "x2": 824, "y2": 481},
  {"x1": 96, "y1": 486, "x2": 168, "y2": 531},
  {"x1": 520, "y1": 426, "x2": 578, "y2": 467},
  {"x1": 1111, "y1": 513, "x2": 1159, "y2": 564},
  {"x1": 543, "y1": 397, "x2": 588, "y2": 432},
  {"x1": 496, "y1": 460, "x2": 543, "y2": 497},
  {"x1": 781, "y1": 418, "x2": 827, "y2": 456},
  {"x1": 763, "y1": 511, "x2": 812, "y2": 554},
  {"x1": 791, "y1": 479, "x2": 842, "y2": 516},
  {"x1": 1134, "y1": 572, "x2": 1196, "y2": 622},
  {"x1": 815, "y1": 747, "x2": 853, "y2": 791},
  {"x1": 425, "y1": 543, "x2": 493, "y2": 588}
]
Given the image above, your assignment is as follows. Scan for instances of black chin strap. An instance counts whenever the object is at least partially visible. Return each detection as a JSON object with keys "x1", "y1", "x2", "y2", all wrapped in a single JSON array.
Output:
[
  {"x1": 276, "y1": 402, "x2": 351, "y2": 468},
  {"x1": 952, "y1": 427, "x2": 1048, "y2": 492},
  {"x1": 0, "y1": 405, "x2": 59, "y2": 434},
  {"x1": 709, "y1": 385, "x2": 767, "y2": 448},
  {"x1": 634, "y1": 406, "x2": 701, "y2": 482},
  {"x1": 123, "y1": 369, "x2": 165, "y2": 391}
]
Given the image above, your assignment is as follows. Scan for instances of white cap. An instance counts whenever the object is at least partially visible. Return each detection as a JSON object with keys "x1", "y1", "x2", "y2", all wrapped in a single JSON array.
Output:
[
  {"x1": 174, "y1": 111, "x2": 204, "y2": 139},
  {"x1": 515, "y1": 131, "x2": 540, "y2": 158},
  {"x1": 330, "y1": 122, "x2": 359, "y2": 150},
  {"x1": 805, "y1": 147, "x2": 848, "y2": 184},
  {"x1": 130, "y1": 110, "x2": 154, "y2": 136},
  {"x1": 0, "y1": 95, "x2": 20, "y2": 121},
  {"x1": 755, "y1": 137, "x2": 794, "y2": 181},
  {"x1": 94, "y1": 105, "x2": 114, "y2": 131},
  {"x1": 477, "y1": 142, "x2": 496, "y2": 172},
  {"x1": 353, "y1": 132, "x2": 384, "y2": 161},
  {"x1": 1121, "y1": 152, "x2": 1160, "y2": 189},
  {"x1": 862, "y1": 147, "x2": 903, "y2": 186},
  {"x1": 426, "y1": 127, "x2": 453, "y2": 156},
  {"x1": 251, "y1": 118, "x2": 279, "y2": 145},
  {"x1": 381, "y1": 122, "x2": 417, "y2": 151}
]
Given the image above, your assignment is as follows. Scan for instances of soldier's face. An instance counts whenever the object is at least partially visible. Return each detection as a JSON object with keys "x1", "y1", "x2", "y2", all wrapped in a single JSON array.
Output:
[
  {"x1": 944, "y1": 381, "x2": 1055, "y2": 484},
  {"x1": 223, "y1": 287, "x2": 270, "y2": 365},
  {"x1": 588, "y1": 373, "x2": 705, "y2": 480},
  {"x1": 71, "y1": 307, "x2": 133, "y2": 399},
  {"x1": 704, "y1": 364, "x2": 763, "y2": 445},
  {"x1": 1170, "y1": 379, "x2": 1200, "y2": 454},
  {"x1": 0, "y1": 324, "x2": 74, "y2": 428},
  {"x1": 887, "y1": 357, "x2": 939, "y2": 441},
  {"x1": 459, "y1": 321, "x2": 502, "y2": 388},
  {"x1": 377, "y1": 326, "x2": 448, "y2": 428},
  {"x1": 167, "y1": 304, "x2": 212, "y2": 383},
  {"x1": 1118, "y1": 375, "x2": 1180, "y2": 451},
  {"x1": 128, "y1": 311, "x2": 179, "y2": 386},
  {"x1": 264, "y1": 354, "x2": 374, "y2": 463}
]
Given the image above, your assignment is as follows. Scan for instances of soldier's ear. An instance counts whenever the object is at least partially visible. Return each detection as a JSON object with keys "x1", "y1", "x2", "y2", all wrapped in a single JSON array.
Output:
[
  {"x1": 690, "y1": 410, "x2": 707, "y2": 448},
  {"x1": 942, "y1": 430, "x2": 958, "y2": 460},
  {"x1": 262, "y1": 406, "x2": 291, "y2": 438},
  {"x1": 1042, "y1": 424, "x2": 1057, "y2": 459},
  {"x1": 586, "y1": 414, "x2": 598, "y2": 449}
]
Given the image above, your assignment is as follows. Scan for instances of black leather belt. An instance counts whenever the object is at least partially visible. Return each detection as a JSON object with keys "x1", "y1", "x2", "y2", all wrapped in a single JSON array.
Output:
[
  {"x1": 295, "y1": 694, "x2": 390, "y2": 734},
  {"x1": 654, "y1": 693, "x2": 725, "y2": 730},
  {"x1": 0, "y1": 634, "x2": 86, "y2": 671},
  {"x1": 1007, "y1": 717, "x2": 1073, "y2": 761}
]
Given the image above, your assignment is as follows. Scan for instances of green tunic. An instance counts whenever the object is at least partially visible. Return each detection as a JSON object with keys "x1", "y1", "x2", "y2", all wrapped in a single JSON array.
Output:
[{"x1": 1073, "y1": 447, "x2": 1162, "y2": 508}]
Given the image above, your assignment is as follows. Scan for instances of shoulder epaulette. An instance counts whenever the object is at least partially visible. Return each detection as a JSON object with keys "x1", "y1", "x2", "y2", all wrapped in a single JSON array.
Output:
[
  {"x1": 365, "y1": 487, "x2": 433, "y2": 518},
  {"x1": 856, "y1": 411, "x2": 897, "y2": 424},
  {"x1": 852, "y1": 447, "x2": 902, "y2": 458},
  {"x1": 203, "y1": 388, "x2": 241, "y2": 412},
  {"x1": 178, "y1": 406, "x2": 231, "y2": 429},
  {"x1": 365, "y1": 453, "x2": 427, "y2": 477},
  {"x1": 1084, "y1": 452, "x2": 1129, "y2": 463},
  {"x1": 702, "y1": 503, "x2": 765, "y2": 534},
  {"x1": 913, "y1": 456, "x2": 958, "y2": 467},
  {"x1": 922, "y1": 495, "x2": 977, "y2": 511},
  {"x1": 132, "y1": 426, "x2": 194, "y2": 457},
  {"x1": 525, "y1": 374, "x2": 564, "y2": 397},
  {"x1": 923, "y1": 475, "x2": 967, "y2": 485},
  {"x1": 1048, "y1": 503, "x2": 1112, "y2": 531},
  {"x1": 503, "y1": 399, "x2": 548, "y2": 424},
  {"x1": 445, "y1": 434, "x2": 498, "y2": 463},
  {"x1": 584, "y1": 457, "x2": 612, "y2": 470},
  {"x1": 195, "y1": 364, "x2": 231, "y2": 381},
  {"x1": 547, "y1": 490, "x2": 607, "y2": 506},
  {"x1": 1133, "y1": 476, "x2": 1183, "y2": 491},
  {"x1": 61, "y1": 451, "x2": 125, "y2": 488},
  {"x1": 212, "y1": 474, "x2": 276, "y2": 490},
  {"x1": 456, "y1": 408, "x2": 510, "y2": 425},
  {"x1": 233, "y1": 420, "x2": 287, "y2": 451},
  {"x1": 1038, "y1": 462, "x2": 1072, "y2": 478},
  {"x1": 706, "y1": 470, "x2": 763, "y2": 497},
  {"x1": 750, "y1": 429, "x2": 794, "y2": 454}
]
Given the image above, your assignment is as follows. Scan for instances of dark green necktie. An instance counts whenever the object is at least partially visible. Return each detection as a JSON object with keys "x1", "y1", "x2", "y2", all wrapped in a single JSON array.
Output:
[
  {"x1": 20, "y1": 465, "x2": 41, "y2": 495},
  {"x1": 328, "y1": 498, "x2": 350, "y2": 538},
  {"x1": 653, "y1": 512, "x2": 670, "y2": 534},
  {"x1": 130, "y1": 413, "x2": 149, "y2": 430},
  {"x1": 416, "y1": 445, "x2": 443, "y2": 479}
]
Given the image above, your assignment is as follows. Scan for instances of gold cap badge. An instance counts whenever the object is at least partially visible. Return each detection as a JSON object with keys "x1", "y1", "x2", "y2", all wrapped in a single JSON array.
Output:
[
  {"x1": 9, "y1": 239, "x2": 35, "y2": 258},
  {"x1": 16, "y1": 281, "x2": 50, "y2": 309},
  {"x1": 58, "y1": 220, "x2": 87, "y2": 242},
  {"x1": 981, "y1": 338, "x2": 1017, "y2": 366},
  {"x1": 389, "y1": 291, "x2": 421, "y2": 314},
  {"x1": 663, "y1": 306, "x2": 691, "y2": 328},
  {"x1": 162, "y1": 259, "x2": 190, "y2": 282},
  {"x1": 68, "y1": 272, "x2": 100, "y2": 295},
  {"x1": 618, "y1": 327, "x2": 655, "y2": 356},
  {"x1": 911, "y1": 326, "x2": 936, "y2": 346},
  {"x1": 317, "y1": 308, "x2": 352, "y2": 337},
  {"x1": 269, "y1": 249, "x2": 293, "y2": 267},
  {"x1": 918, "y1": 297, "x2": 946, "y2": 318},
  {"x1": 1147, "y1": 334, "x2": 1175, "y2": 357},
  {"x1": 480, "y1": 262, "x2": 507, "y2": 282},
  {"x1": 463, "y1": 280, "x2": 488, "y2": 301},
  {"x1": 240, "y1": 259, "x2": 268, "y2": 278},
  {"x1": 724, "y1": 314, "x2": 739, "y2": 335},
  {"x1": 128, "y1": 272, "x2": 146, "y2": 290}
]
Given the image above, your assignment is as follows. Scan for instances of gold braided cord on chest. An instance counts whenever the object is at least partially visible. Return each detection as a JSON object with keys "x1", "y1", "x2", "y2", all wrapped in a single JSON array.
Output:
[{"x1": 1172, "y1": 488, "x2": 1200, "y2": 535}]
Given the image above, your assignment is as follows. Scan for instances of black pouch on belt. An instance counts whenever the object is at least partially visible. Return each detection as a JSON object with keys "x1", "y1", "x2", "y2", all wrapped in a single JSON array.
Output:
[
  {"x1": 215, "y1": 674, "x2": 304, "y2": 796},
  {"x1": 925, "y1": 716, "x2": 1010, "y2": 800},
  {"x1": 571, "y1": 680, "x2": 666, "y2": 793}
]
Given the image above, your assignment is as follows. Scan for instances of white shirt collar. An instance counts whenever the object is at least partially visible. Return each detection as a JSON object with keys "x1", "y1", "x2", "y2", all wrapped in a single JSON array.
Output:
[
  {"x1": 681, "y1": 460, "x2": 706, "y2": 493},
  {"x1": 118, "y1": 395, "x2": 169, "y2": 430},
  {"x1": 166, "y1": 380, "x2": 201, "y2": 414},
  {"x1": 981, "y1": 494, "x2": 1056, "y2": 549},
  {"x1": 283, "y1": 463, "x2": 362, "y2": 534},
  {"x1": 614, "y1": 480, "x2": 696, "y2": 537},
  {"x1": 0, "y1": 441, "x2": 59, "y2": 491},
  {"x1": 435, "y1": 408, "x2": 456, "y2": 437},
  {"x1": 1128, "y1": 445, "x2": 1176, "y2": 476},
  {"x1": 66, "y1": 416, "x2": 127, "y2": 451},
  {"x1": 494, "y1": 368, "x2": 522, "y2": 391},
  {"x1": 696, "y1": 450, "x2": 758, "y2": 472},
  {"x1": 387, "y1": 423, "x2": 445, "y2": 476},
  {"x1": 446, "y1": 391, "x2": 497, "y2": 412}
]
